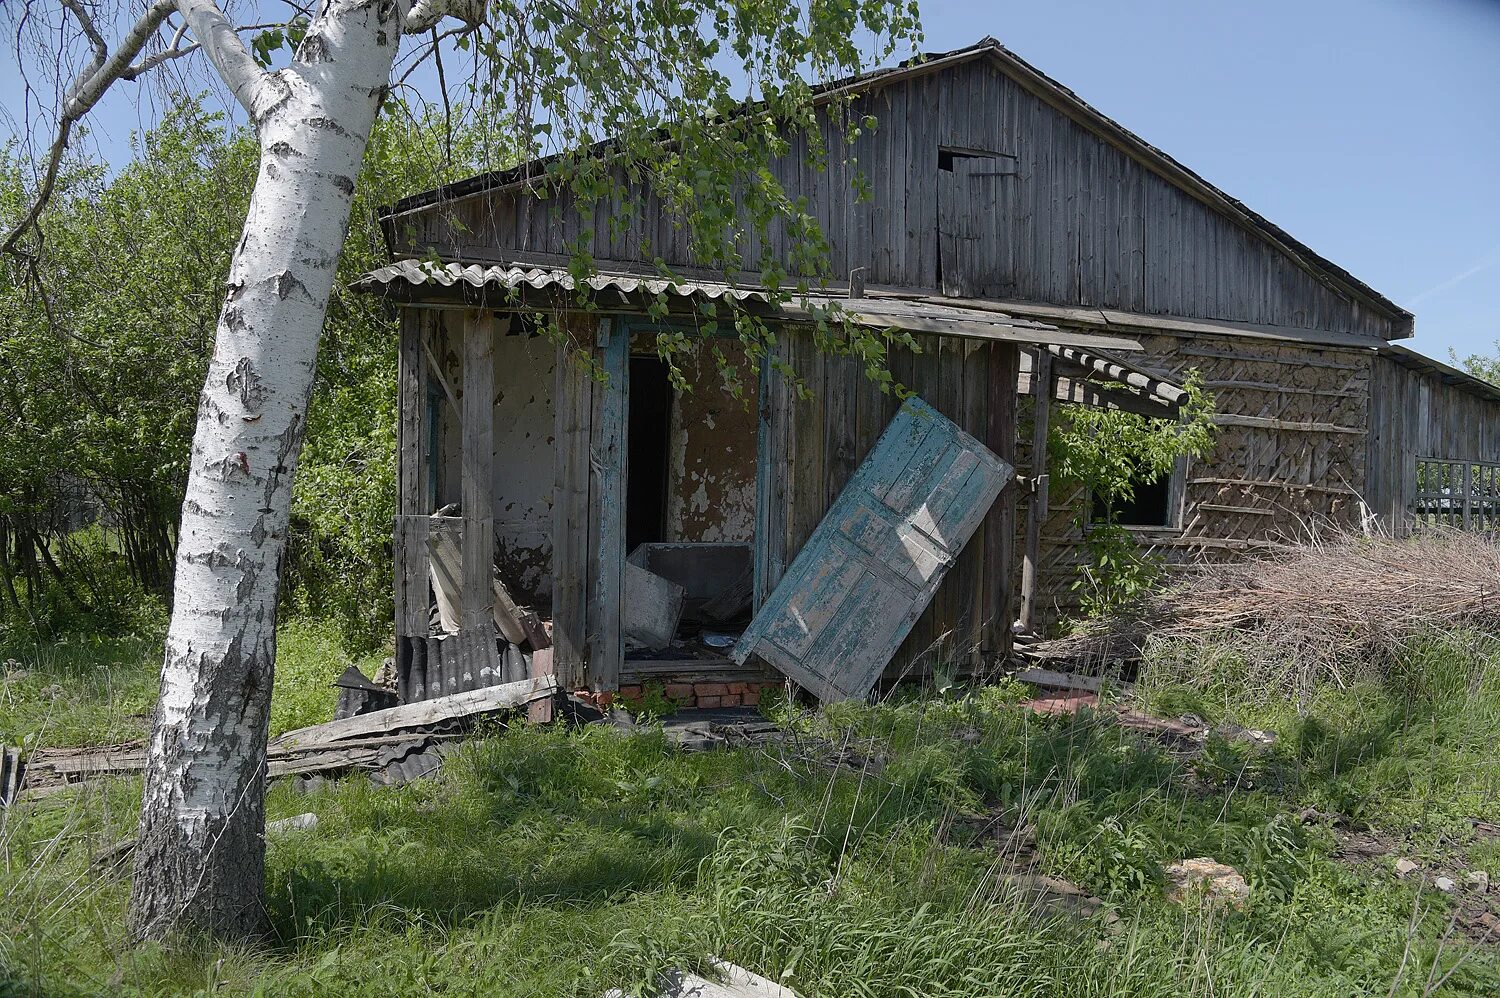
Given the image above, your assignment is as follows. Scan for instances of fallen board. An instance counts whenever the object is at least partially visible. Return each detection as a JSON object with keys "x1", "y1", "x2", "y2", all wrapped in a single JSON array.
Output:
[
  {"x1": 1012, "y1": 667, "x2": 1134, "y2": 694},
  {"x1": 16, "y1": 733, "x2": 468, "y2": 793},
  {"x1": 732, "y1": 396, "x2": 1013, "y2": 701},
  {"x1": 271, "y1": 675, "x2": 559, "y2": 750}
]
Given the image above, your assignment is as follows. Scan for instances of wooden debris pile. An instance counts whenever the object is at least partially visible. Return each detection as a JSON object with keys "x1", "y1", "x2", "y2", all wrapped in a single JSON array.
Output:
[
  {"x1": 1025, "y1": 531, "x2": 1500, "y2": 699},
  {"x1": 415, "y1": 507, "x2": 554, "y2": 705},
  {"x1": 4, "y1": 675, "x2": 558, "y2": 804}
]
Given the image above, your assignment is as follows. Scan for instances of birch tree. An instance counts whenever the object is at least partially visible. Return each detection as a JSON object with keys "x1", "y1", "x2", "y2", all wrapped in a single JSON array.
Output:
[{"x1": 4, "y1": 0, "x2": 920, "y2": 941}]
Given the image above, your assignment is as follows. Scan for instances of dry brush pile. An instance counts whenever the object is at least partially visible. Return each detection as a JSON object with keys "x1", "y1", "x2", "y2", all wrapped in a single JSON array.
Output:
[{"x1": 1033, "y1": 530, "x2": 1500, "y2": 700}]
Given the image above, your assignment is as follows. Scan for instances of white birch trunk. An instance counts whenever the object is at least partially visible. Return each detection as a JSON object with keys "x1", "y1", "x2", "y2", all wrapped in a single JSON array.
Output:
[{"x1": 128, "y1": 0, "x2": 408, "y2": 940}]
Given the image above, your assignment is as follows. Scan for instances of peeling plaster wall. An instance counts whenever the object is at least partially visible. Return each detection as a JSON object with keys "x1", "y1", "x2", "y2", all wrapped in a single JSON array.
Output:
[
  {"x1": 490, "y1": 333, "x2": 555, "y2": 605},
  {"x1": 662, "y1": 340, "x2": 759, "y2": 542}
]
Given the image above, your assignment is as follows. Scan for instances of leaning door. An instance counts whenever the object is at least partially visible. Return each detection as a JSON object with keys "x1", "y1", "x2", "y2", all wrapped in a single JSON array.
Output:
[{"x1": 732, "y1": 396, "x2": 1013, "y2": 701}]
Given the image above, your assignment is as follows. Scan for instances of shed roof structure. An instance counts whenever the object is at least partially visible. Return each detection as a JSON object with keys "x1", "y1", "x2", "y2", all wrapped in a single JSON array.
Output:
[{"x1": 381, "y1": 37, "x2": 1413, "y2": 341}]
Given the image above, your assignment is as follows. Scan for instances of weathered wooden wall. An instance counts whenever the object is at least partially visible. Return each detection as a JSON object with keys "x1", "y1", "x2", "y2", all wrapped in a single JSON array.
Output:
[
  {"x1": 399, "y1": 55, "x2": 1398, "y2": 340},
  {"x1": 1366, "y1": 354, "x2": 1500, "y2": 532},
  {"x1": 757, "y1": 330, "x2": 1019, "y2": 677},
  {"x1": 1019, "y1": 333, "x2": 1371, "y2": 628}
]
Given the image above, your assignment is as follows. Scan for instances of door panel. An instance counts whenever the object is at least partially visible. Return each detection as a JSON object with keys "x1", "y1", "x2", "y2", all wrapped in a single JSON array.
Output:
[{"x1": 733, "y1": 396, "x2": 1013, "y2": 701}]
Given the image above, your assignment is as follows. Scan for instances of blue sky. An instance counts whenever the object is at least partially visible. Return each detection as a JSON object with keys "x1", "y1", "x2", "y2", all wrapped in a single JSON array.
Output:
[
  {"x1": 4, "y1": 0, "x2": 1497, "y2": 360},
  {"x1": 914, "y1": 0, "x2": 1500, "y2": 361}
]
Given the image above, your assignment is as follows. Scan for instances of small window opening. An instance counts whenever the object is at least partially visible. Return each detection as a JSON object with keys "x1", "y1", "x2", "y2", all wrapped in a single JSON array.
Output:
[{"x1": 1091, "y1": 462, "x2": 1175, "y2": 529}]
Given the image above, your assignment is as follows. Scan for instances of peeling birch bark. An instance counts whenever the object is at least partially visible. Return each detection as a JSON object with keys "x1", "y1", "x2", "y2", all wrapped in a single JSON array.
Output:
[{"x1": 127, "y1": 0, "x2": 415, "y2": 941}]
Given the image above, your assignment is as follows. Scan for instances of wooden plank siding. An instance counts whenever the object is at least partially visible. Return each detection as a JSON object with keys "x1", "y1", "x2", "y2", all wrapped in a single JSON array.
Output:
[
  {"x1": 551, "y1": 316, "x2": 599, "y2": 689},
  {"x1": 757, "y1": 330, "x2": 1020, "y2": 679},
  {"x1": 1366, "y1": 354, "x2": 1500, "y2": 533},
  {"x1": 734, "y1": 397, "x2": 1014, "y2": 701},
  {"x1": 589, "y1": 320, "x2": 629, "y2": 691},
  {"x1": 408, "y1": 55, "x2": 1398, "y2": 341}
]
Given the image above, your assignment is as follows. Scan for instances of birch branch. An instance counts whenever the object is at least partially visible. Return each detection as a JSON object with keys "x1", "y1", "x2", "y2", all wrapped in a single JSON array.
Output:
[
  {"x1": 175, "y1": 0, "x2": 267, "y2": 115},
  {"x1": 2, "y1": 0, "x2": 269, "y2": 258}
]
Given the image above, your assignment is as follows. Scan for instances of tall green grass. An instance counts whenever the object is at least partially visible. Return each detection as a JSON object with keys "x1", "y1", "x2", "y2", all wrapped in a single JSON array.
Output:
[
  {"x1": 0, "y1": 617, "x2": 384, "y2": 749},
  {"x1": 5, "y1": 643, "x2": 1499, "y2": 996}
]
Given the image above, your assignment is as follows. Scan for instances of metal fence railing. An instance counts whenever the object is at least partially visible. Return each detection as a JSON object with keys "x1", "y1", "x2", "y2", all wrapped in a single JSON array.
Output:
[{"x1": 1414, "y1": 458, "x2": 1500, "y2": 532}]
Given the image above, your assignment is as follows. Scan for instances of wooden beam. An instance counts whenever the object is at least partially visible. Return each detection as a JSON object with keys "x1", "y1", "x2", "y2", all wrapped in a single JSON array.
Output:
[
  {"x1": 1211, "y1": 414, "x2": 1364, "y2": 435},
  {"x1": 1019, "y1": 348, "x2": 1052, "y2": 635},
  {"x1": 551, "y1": 315, "x2": 595, "y2": 688},
  {"x1": 461, "y1": 311, "x2": 500, "y2": 634},
  {"x1": 982, "y1": 342, "x2": 1020, "y2": 660},
  {"x1": 752, "y1": 340, "x2": 792, "y2": 610},
  {"x1": 590, "y1": 317, "x2": 628, "y2": 691},
  {"x1": 270, "y1": 676, "x2": 560, "y2": 750},
  {"x1": 459, "y1": 311, "x2": 502, "y2": 692},
  {"x1": 396, "y1": 310, "x2": 432, "y2": 683}
]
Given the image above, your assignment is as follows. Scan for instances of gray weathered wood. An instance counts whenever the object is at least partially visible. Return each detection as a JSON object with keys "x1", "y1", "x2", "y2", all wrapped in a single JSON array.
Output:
[
  {"x1": 491, "y1": 575, "x2": 529, "y2": 645},
  {"x1": 624, "y1": 562, "x2": 686, "y2": 650},
  {"x1": 388, "y1": 51, "x2": 1406, "y2": 341},
  {"x1": 603, "y1": 959, "x2": 801, "y2": 998},
  {"x1": 983, "y1": 342, "x2": 1019, "y2": 658},
  {"x1": 552, "y1": 315, "x2": 596, "y2": 688},
  {"x1": 271, "y1": 676, "x2": 560, "y2": 750},
  {"x1": 395, "y1": 310, "x2": 431, "y2": 642},
  {"x1": 1018, "y1": 348, "x2": 1052, "y2": 635},
  {"x1": 428, "y1": 514, "x2": 464, "y2": 633},
  {"x1": 591, "y1": 318, "x2": 628, "y2": 690},
  {"x1": 1013, "y1": 667, "x2": 1133, "y2": 695},
  {"x1": 461, "y1": 310, "x2": 499, "y2": 634}
]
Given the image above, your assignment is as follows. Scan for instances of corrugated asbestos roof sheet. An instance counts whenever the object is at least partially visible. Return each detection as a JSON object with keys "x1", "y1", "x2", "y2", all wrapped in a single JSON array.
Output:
[
  {"x1": 356, "y1": 259, "x2": 765, "y2": 301},
  {"x1": 356, "y1": 259, "x2": 1149, "y2": 354}
]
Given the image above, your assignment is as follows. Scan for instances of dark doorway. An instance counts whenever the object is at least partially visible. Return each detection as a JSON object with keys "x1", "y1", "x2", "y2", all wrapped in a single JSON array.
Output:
[{"x1": 627, "y1": 356, "x2": 672, "y2": 551}]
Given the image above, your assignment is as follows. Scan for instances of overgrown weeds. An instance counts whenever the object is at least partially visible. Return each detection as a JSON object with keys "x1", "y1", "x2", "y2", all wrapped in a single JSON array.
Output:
[
  {"x1": 0, "y1": 617, "x2": 374, "y2": 750},
  {"x1": 5, "y1": 637, "x2": 1500, "y2": 995},
  {"x1": 1042, "y1": 530, "x2": 1500, "y2": 703}
]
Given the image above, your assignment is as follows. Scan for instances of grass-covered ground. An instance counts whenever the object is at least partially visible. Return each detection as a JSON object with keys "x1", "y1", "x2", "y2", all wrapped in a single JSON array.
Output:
[
  {"x1": 4, "y1": 628, "x2": 1500, "y2": 996},
  {"x1": 0, "y1": 618, "x2": 388, "y2": 750}
]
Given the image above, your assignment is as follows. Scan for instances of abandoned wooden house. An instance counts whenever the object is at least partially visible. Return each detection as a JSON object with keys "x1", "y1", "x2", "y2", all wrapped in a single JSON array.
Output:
[{"x1": 358, "y1": 38, "x2": 1500, "y2": 707}]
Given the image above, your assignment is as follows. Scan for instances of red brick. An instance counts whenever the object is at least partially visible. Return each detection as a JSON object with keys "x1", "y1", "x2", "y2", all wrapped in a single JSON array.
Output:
[
  {"x1": 664, "y1": 683, "x2": 694, "y2": 700},
  {"x1": 697, "y1": 696, "x2": 722, "y2": 708},
  {"x1": 728, "y1": 682, "x2": 748, "y2": 695},
  {"x1": 741, "y1": 690, "x2": 760, "y2": 706},
  {"x1": 720, "y1": 694, "x2": 742, "y2": 707},
  {"x1": 693, "y1": 682, "x2": 729, "y2": 697},
  {"x1": 618, "y1": 685, "x2": 643, "y2": 700},
  {"x1": 596, "y1": 691, "x2": 615, "y2": 710}
]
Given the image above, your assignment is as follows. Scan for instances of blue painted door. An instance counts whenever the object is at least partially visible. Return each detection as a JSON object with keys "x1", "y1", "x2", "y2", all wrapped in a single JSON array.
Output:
[{"x1": 732, "y1": 396, "x2": 1013, "y2": 701}]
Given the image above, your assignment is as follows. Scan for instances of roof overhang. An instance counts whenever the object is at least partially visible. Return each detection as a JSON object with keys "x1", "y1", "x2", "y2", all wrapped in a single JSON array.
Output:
[
  {"x1": 358, "y1": 258, "x2": 1193, "y2": 415},
  {"x1": 1380, "y1": 343, "x2": 1500, "y2": 404},
  {"x1": 355, "y1": 259, "x2": 1147, "y2": 353}
]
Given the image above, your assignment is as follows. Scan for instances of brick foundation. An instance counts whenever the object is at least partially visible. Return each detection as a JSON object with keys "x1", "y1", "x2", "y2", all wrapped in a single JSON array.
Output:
[{"x1": 572, "y1": 681, "x2": 779, "y2": 712}]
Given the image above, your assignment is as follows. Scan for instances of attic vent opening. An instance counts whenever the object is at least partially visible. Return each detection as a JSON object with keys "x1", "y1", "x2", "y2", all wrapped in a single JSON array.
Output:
[{"x1": 938, "y1": 145, "x2": 1016, "y2": 173}]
